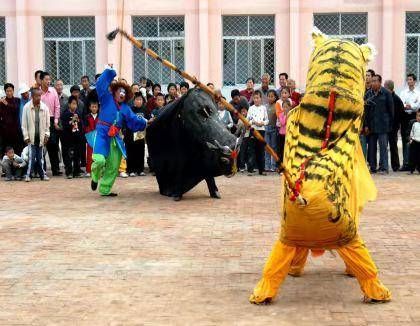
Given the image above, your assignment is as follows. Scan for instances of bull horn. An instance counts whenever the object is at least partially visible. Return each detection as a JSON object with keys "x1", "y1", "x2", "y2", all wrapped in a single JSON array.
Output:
[
  {"x1": 206, "y1": 142, "x2": 218, "y2": 151},
  {"x1": 214, "y1": 140, "x2": 233, "y2": 155}
]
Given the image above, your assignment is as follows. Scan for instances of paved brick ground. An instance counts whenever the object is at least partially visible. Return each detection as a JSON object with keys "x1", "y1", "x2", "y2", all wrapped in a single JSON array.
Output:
[{"x1": 0, "y1": 172, "x2": 419, "y2": 325}]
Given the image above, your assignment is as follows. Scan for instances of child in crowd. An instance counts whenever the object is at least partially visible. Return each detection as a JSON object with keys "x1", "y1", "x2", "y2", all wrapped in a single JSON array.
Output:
[
  {"x1": 21, "y1": 88, "x2": 50, "y2": 182},
  {"x1": 146, "y1": 83, "x2": 162, "y2": 113},
  {"x1": 150, "y1": 93, "x2": 166, "y2": 120},
  {"x1": 265, "y1": 90, "x2": 279, "y2": 172},
  {"x1": 61, "y1": 96, "x2": 84, "y2": 179},
  {"x1": 179, "y1": 82, "x2": 189, "y2": 96},
  {"x1": 165, "y1": 83, "x2": 178, "y2": 104},
  {"x1": 218, "y1": 98, "x2": 234, "y2": 131},
  {"x1": 276, "y1": 87, "x2": 294, "y2": 116},
  {"x1": 85, "y1": 100, "x2": 99, "y2": 177},
  {"x1": 409, "y1": 110, "x2": 420, "y2": 174},
  {"x1": 277, "y1": 100, "x2": 292, "y2": 163},
  {"x1": 235, "y1": 107, "x2": 250, "y2": 172},
  {"x1": 247, "y1": 90, "x2": 268, "y2": 176},
  {"x1": 1, "y1": 146, "x2": 26, "y2": 181},
  {"x1": 125, "y1": 92, "x2": 148, "y2": 177}
]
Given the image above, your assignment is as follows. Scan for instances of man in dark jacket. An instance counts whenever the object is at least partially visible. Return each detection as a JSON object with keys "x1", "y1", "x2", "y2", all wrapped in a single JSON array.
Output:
[
  {"x1": 384, "y1": 80, "x2": 404, "y2": 171},
  {"x1": 364, "y1": 74, "x2": 394, "y2": 173}
]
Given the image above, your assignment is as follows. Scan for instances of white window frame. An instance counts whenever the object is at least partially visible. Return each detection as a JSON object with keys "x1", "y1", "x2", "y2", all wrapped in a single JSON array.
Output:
[
  {"x1": 222, "y1": 15, "x2": 275, "y2": 88},
  {"x1": 313, "y1": 13, "x2": 368, "y2": 43},
  {"x1": 132, "y1": 16, "x2": 185, "y2": 86},
  {"x1": 405, "y1": 13, "x2": 420, "y2": 79},
  {"x1": 43, "y1": 17, "x2": 95, "y2": 85}
]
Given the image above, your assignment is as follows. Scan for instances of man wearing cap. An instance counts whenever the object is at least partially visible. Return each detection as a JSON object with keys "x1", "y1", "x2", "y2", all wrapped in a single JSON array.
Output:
[{"x1": 18, "y1": 84, "x2": 31, "y2": 128}]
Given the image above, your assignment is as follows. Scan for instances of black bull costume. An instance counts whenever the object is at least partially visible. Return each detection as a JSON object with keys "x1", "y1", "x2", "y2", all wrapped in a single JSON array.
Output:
[{"x1": 147, "y1": 89, "x2": 241, "y2": 201}]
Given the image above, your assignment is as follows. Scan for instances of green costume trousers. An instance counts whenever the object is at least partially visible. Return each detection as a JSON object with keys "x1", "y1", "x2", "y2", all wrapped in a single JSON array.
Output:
[{"x1": 91, "y1": 138, "x2": 122, "y2": 195}]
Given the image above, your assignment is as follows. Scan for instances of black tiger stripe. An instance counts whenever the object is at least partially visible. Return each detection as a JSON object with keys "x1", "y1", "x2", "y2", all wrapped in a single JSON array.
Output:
[
  {"x1": 300, "y1": 102, "x2": 359, "y2": 121},
  {"x1": 304, "y1": 90, "x2": 361, "y2": 105},
  {"x1": 306, "y1": 173, "x2": 327, "y2": 181},
  {"x1": 331, "y1": 146, "x2": 352, "y2": 160},
  {"x1": 317, "y1": 68, "x2": 358, "y2": 84},
  {"x1": 306, "y1": 83, "x2": 359, "y2": 97},
  {"x1": 308, "y1": 161, "x2": 334, "y2": 173},
  {"x1": 299, "y1": 122, "x2": 340, "y2": 140},
  {"x1": 312, "y1": 44, "x2": 361, "y2": 62},
  {"x1": 317, "y1": 56, "x2": 363, "y2": 76},
  {"x1": 297, "y1": 141, "x2": 321, "y2": 154}
]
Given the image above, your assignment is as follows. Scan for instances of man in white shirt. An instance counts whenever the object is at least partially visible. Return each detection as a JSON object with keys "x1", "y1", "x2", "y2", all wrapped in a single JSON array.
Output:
[{"x1": 399, "y1": 73, "x2": 420, "y2": 171}]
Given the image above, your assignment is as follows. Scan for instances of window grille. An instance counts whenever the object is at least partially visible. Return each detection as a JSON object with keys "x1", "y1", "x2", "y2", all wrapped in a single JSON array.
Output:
[
  {"x1": 43, "y1": 17, "x2": 96, "y2": 85},
  {"x1": 406, "y1": 13, "x2": 420, "y2": 78},
  {"x1": 0, "y1": 17, "x2": 6, "y2": 86},
  {"x1": 132, "y1": 16, "x2": 185, "y2": 85},
  {"x1": 222, "y1": 15, "x2": 275, "y2": 86},
  {"x1": 313, "y1": 13, "x2": 368, "y2": 45}
]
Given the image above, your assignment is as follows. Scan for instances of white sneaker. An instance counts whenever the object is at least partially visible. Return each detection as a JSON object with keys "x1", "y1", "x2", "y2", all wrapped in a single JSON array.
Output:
[
  {"x1": 119, "y1": 172, "x2": 128, "y2": 178},
  {"x1": 25, "y1": 176, "x2": 31, "y2": 182},
  {"x1": 84, "y1": 173, "x2": 91, "y2": 177},
  {"x1": 139, "y1": 172, "x2": 146, "y2": 176},
  {"x1": 129, "y1": 172, "x2": 137, "y2": 177},
  {"x1": 42, "y1": 175, "x2": 50, "y2": 181}
]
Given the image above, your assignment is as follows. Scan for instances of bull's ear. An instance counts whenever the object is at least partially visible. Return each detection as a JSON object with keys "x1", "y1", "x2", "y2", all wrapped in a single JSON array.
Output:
[
  {"x1": 312, "y1": 27, "x2": 327, "y2": 48},
  {"x1": 360, "y1": 43, "x2": 376, "y2": 62}
]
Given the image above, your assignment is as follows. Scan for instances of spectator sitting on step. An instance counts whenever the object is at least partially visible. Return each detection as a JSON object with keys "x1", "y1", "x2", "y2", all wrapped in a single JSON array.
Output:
[{"x1": 1, "y1": 146, "x2": 26, "y2": 181}]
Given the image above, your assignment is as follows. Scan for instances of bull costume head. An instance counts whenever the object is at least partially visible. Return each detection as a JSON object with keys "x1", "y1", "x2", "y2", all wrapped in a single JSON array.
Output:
[{"x1": 146, "y1": 88, "x2": 242, "y2": 200}]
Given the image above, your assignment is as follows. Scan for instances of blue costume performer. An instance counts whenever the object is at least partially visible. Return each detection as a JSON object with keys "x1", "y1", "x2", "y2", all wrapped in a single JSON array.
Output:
[{"x1": 88, "y1": 67, "x2": 147, "y2": 196}]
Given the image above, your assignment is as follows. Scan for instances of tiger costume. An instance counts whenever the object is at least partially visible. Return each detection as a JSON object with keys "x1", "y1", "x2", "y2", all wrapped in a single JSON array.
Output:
[{"x1": 249, "y1": 30, "x2": 391, "y2": 304}]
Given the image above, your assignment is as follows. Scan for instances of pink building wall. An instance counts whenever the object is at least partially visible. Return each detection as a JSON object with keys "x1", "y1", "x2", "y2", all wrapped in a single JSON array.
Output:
[{"x1": 1, "y1": 0, "x2": 420, "y2": 91}]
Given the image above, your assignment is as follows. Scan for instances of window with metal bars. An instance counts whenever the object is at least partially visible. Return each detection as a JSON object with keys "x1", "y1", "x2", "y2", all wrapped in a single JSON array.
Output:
[
  {"x1": 43, "y1": 17, "x2": 96, "y2": 85},
  {"x1": 406, "y1": 12, "x2": 420, "y2": 78},
  {"x1": 222, "y1": 15, "x2": 275, "y2": 86},
  {"x1": 313, "y1": 13, "x2": 368, "y2": 45},
  {"x1": 132, "y1": 16, "x2": 185, "y2": 86},
  {"x1": 0, "y1": 17, "x2": 6, "y2": 86}
]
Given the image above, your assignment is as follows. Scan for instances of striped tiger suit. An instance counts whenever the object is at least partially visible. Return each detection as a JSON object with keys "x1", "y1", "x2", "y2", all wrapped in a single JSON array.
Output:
[{"x1": 250, "y1": 31, "x2": 391, "y2": 304}]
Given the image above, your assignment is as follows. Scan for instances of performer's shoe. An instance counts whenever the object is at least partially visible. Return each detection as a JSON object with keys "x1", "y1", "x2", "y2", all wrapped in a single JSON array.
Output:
[
  {"x1": 249, "y1": 294, "x2": 272, "y2": 305},
  {"x1": 344, "y1": 268, "x2": 355, "y2": 278},
  {"x1": 363, "y1": 296, "x2": 390, "y2": 304},
  {"x1": 172, "y1": 195, "x2": 183, "y2": 201},
  {"x1": 91, "y1": 180, "x2": 98, "y2": 191},
  {"x1": 101, "y1": 192, "x2": 118, "y2": 197},
  {"x1": 210, "y1": 191, "x2": 221, "y2": 199}
]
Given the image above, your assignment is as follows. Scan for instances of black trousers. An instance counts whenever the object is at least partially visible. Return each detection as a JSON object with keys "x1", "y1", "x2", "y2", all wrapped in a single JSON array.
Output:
[
  {"x1": 126, "y1": 139, "x2": 145, "y2": 174},
  {"x1": 237, "y1": 137, "x2": 249, "y2": 170},
  {"x1": 79, "y1": 138, "x2": 87, "y2": 168},
  {"x1": 62, "y1": 137, "x2": 81, "y2": 177},
  {"x1": 277, "y1": 134, "x2": 286, "y2": 163},
  {"x1": 247, "y1": 131, "x2": 265, "y2": 173},
  {"x1": 388, "y1": 130, "x2": 400, "y2": 171},
  {"x1": 409, "y1": 140, "x2": 420, "y2": 173},
  {"x1": 46, "y1": 117, "x2": 61, "y2": 174}
]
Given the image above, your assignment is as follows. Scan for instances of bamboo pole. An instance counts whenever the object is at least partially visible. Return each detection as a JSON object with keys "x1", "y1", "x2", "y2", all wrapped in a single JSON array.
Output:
[{"x1": 107, "y1": 28, "x2": 306, "y2": 205}]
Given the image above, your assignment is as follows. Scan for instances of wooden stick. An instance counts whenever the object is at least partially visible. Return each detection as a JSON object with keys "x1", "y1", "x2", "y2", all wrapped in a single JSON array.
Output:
[
  {"x1": 107, "y1": 28, "x2": 306, "y2": 205},
  {"x1": 118, "y1": 0, "x2": 125, "y2": 79}
]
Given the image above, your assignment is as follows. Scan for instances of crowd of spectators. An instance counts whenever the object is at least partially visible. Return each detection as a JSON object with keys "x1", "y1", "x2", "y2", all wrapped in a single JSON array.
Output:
[{"x1": 1, "y1": 68, "x2": 419, "y2": 182}]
